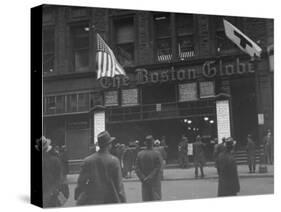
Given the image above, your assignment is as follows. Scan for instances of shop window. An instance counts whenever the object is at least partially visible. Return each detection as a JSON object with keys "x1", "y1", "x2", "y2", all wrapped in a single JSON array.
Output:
[
  {"x1": 178, "y1": 82, "x2": 198, "y2": 102},
  {"x1": 142, "y1": 84, "x2": 176, "y2": 104},
  {"x1": 176, "y1": 14, "x2": 195, "y2": 60},
  {"x1": 114, "y1": 17, "x2": 135, "y2": 67},
  {"x1": 56, "y1": 95, "x2": 66, "y2": 113},
  {"x1": 46, "y1": 96, "x2": 56, "y2": 114},
  {"x1": 71, "y1": 23, "x2": 89, "y2": 72},
  {"x1": 104, "y1": 90, "x2": 119, "y2": 106},
  {"x1": 121, "y1": 88, "x2": 138, "y2": 106},
  {"x1": 78, "y1": 93, "x2": 89, "y2": 111},
  {"x1": 154, "y1": 13, "x2": 172, "y2": 62},
  {"x1": 43, "y1": 28, "x2": 55, "y2": 73},
  {"x1": 200, "y1": 81, "x2": 215, "y2": 98},
  {"x1": 67, "y1": 94, "x2": 78, "y2": 112}
]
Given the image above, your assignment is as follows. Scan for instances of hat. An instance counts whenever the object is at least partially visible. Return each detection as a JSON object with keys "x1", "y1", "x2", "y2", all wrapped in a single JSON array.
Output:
[
  {"x1": 145, "y1": 135, "x2": 154, "y2": 144},
  {"x1": 35, "y1": 136, "x2": 52, "y2": 152},
  {"x1": 225, "y1": 137, "x2": 234, "y2": 147},
  {"x1": 97, "y1": 131, "x2": 115, "y2": 147},
  {"x1": 154, "y1": 139, "x2": 160, "y2": 145}
]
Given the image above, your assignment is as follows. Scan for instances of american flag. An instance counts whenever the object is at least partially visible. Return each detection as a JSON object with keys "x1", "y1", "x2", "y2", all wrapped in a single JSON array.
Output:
[{"x1": 96, "y1": 33, "x2": 126, "y2": 79}]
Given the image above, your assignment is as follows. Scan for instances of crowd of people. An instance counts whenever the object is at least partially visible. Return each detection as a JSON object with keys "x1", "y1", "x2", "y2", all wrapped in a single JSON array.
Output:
[{"x1": 37, "y1": 129, "x2": 273, "y2": 207}]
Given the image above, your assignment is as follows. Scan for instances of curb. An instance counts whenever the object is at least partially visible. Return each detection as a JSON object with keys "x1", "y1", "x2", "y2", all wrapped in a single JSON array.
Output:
[{"x1": 66, "y1": 174, "x2": 273, "y2": 184}]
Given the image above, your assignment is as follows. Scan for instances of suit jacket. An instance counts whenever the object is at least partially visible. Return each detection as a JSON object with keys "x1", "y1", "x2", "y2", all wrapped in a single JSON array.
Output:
[
  {"x1": 75, "y1": 152, "x2": 126, "y2": 205},
  {"x1": 193, "y1": 141, "x2": 205, "y2": 163},
  {"x1": 217, "y1": 151, "x2": 240, "y2": 196}
]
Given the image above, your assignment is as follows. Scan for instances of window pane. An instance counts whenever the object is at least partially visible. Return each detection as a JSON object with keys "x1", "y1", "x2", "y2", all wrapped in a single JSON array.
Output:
[
  {"x1": 56, "y1": 95, "x2": 65, "y2": 113},
  {"x1": 46, "y1": 96, "x2": 56, "y2": 114},
  {"x1": 200, "y1": 81, "x2": 215, "y2": 98},
  {"x1": 116, "y1": 44, "x2": 134, "y2": 66},
  {"x1": 154, "y1": 13, "x2": 171, "y2": 38},
  {"x1": 78, "y1": 93, "x2": 89, "y2": 111},
  {"x1": 90, "y1": 92, "x2": 103, "y2": 107},
  {"x1": 115, "y1": 18, "x2": 134, "y2": 44},
  {"x1": 177, "y1": 36, "x2": 195, "y2": 60},
  {"x1": 176, "y1": 14, "x2": 193, "y2": 36},
  {"x1": 75, "y1": 49, "x2": 89, "y2": 71},
  {"x1": 156, "y1": 38, "x2": 172, "y2": 62},
  {"x1": 121, "y1": 89, "x2": 138, "y2": 106},
  {"x1": 72, "y1": 25, "x2": 89, "y2": 49},
  {"x1": 179, "y1": 83, "x2": 198, "y2": 102},
  {"x1": 67, "y1": 94, "x2": 77, "y2": 112},
  {"x1": 43, "y1": 53, "x2": 54, "y2": 73},
  {"x1": 104, "y1": 91, "x2": 118, "y2": 106}
]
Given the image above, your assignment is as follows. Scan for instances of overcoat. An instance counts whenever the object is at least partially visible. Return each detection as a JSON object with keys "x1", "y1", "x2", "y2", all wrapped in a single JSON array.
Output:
[
  {"x1": 217, "y1": 151, "x2": 240, "y2": 196},
  {"x1": 193, "y1": 141, "x2": 205, "y2": 165},
  {"x1": 135, "y1": 149, "x2": 162, "y2": 201},
  {"x1": 75, "y1": 152, "x2": 126, "y2": 205}
]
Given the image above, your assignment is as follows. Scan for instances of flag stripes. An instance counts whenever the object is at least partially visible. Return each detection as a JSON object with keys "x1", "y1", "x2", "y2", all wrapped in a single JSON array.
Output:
[{"x1": 96, "y1": 33, "x2": 126, "y2": 79}]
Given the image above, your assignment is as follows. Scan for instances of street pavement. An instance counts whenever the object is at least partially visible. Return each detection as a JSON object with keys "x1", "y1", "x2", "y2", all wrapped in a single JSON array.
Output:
[{"x1": 64, "y1": 164, "x2": 274, "y2": 207}]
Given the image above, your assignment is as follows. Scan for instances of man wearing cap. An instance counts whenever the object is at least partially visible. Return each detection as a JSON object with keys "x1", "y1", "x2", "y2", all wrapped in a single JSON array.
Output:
[
  {"x1": 135, "y1": 135, "x2": 162, "y2": 201},
  {"x1": 246, "y1": 134, "x2": 256, "y2": 173},
  {"x1": 217, "y1": 137, "x2": 240, "y2": 197},
  {"x1": 75, "y1": 131, "x2": 126, "y2": 205}
]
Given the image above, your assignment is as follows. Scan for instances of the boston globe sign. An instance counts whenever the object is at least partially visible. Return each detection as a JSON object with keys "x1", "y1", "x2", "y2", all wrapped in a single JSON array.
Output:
[{"x1": 99, "y1": 57, "x2": 255, "y2": 89}]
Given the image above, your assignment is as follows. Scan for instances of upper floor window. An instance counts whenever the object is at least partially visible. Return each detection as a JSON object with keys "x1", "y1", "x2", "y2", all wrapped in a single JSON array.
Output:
[
  {"x1": 43, "y1": 28, "x2": 55, "y2": 73},
  {"x1": 71, "y1": 23, "x2": 89, "y2": 72},
  {"x1": 114, "y1": 17, "x2": 135, "y2": 67},
  {"x1": 154, "y1": 13, "x2": 172, "y2": 62},
  {"x1": 215, "y1": 16, "x2": 241, "y2": 54},
  {"x1": 175, "y1": 14, "x2": 195, "y2": 60}
]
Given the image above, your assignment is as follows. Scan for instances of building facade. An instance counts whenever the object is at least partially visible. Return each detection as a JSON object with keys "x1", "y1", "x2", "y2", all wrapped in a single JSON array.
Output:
[{"x1": 42, "y1": 5, "x2": 273, "y2": 162}]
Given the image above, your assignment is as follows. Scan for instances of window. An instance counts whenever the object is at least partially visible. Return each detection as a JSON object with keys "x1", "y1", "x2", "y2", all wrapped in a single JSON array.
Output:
[
  {"x1": 114, "y1": 17, "x2": 135, "y2": 67},
  {"x1": 90, "y1": 92, "x2": 103, "y2": 108},
  {"x1": 67, "y1": 94, "x2": 78, "y2": 112},
  {"x1": 200, "y1": 81, "x2": 215, "y2": 98},
  {"x1": 43, "y1": 28, "x2": 55, "y2": 73},
  {"x1": 46, "y1": 96, "x2": 56, "y2": 114},
  {"x1": 121, "y1": 88, "x2": 138, "y2": 106},
  {"x1": 215, "y1": 16, "x2": 239, "y2": 53},
  {"x1": 178, "y1": 83, "x2": 198, "y2": 102},
  {"x1": 71, "y1": 24, "x2": 89, "y2": 72},
  {"x1": 104, "y1": 90, "x2": 119, "y2": 106},
  {"x1": 78, "y1": 93, "x2": 89, "y2": 111},
  {"x1": 154, "y1": 13, "x2": 172, "y2": 62},
  {"x1": 176, "y1": 14, "x2": 195, "y2": 60},
  {"x1": 56, "y1": 95, "x2": 65, "y2": 113}
]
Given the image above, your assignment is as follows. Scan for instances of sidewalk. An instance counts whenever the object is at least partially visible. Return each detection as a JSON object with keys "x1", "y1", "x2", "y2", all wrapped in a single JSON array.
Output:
[{"x1": 67, "y1": 164, "x2": 274, "y2": 184}]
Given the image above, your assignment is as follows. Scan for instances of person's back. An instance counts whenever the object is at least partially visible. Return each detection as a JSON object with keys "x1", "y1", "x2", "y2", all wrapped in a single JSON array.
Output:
[
  {"x1": 246, "y1": 139, "x2": 255, "y2": 155},
  {"x1": 193, "y1": 141, "x2": 204, "y2": 160}
]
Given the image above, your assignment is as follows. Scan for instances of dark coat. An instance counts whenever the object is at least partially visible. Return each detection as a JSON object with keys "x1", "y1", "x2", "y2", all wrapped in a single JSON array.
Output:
[
  {"x1": 246, "y1": 139, "x2": 256, "y2": 158},
  {"x1": 217, "y1": 151, "x2": 240, "y2": 196},
  {"x1": 75, "y1": 152, "x2": 126, "y2": 205},
  {"x1": 193, "y1": 141, "x2": 205, "y2": 165},
  {"x1": 42, "y1": 150, "x2": 64, "y2": 207},
  {"x1": 178, "y1": 141, "x2": 188, "y2": 154},
  {"x1": 154, "y1": 146, "x2": 167, "y2": 161},
  {"x1": 135, "y1": 149, "x2": 162, "y2": 201}
]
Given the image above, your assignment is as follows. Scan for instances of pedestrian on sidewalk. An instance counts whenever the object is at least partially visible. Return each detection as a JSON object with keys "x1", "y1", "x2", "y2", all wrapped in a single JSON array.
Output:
[
  {"x1": 178, "y1": 136, "x2": 188, "y2": 168},
  {"x1": 246, "y1": 134, "x2": 256, "y2": 173},
  {"x1": 75, "y1": 131, "x2": 126, "y2": 205},
  {"x1": 135, "y1": 135, "x2": 162, "y2": 201},
  {"x1": 217, "y1": 137, "x2": 240, "y2": 197},
  {"x1": 263, "y1": 129, "x2": 273, "y2": 164},
  {"x1": 213, "y1": 138, "x2": 226, "y2": 174},
  {"x1": 193, "y1": 135, "x2": 206, "y2": 178},
  {"x1": 154, "y1": 139, "x2": 167, "y2": 179}
]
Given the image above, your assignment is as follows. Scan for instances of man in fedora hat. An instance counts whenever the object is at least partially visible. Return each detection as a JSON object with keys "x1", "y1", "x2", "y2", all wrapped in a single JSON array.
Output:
[
  {"x1": 135, "y1": 135, "x2": 162, "y2": 201},
  {"x1": 217, "y1": 137, "x2": 240, "y2": 197},
  {"x1": 246, "y1": 134, "x2": 256, "y2": 173},
  {"x1": 75, "y1": 131, "x2": 126, "y2": 205}
]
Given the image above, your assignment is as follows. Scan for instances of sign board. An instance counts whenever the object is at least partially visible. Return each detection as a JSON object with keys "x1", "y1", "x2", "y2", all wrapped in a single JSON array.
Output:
[
  {"x1": 104, "y1": 90, "x2": 118, "y2": 106},
  {"x1": 187, "y1": 143, "x2": 193, "y2": 155},
  {"x1": 179, "y1": 83, "x2": 198, "y2": 102},
  {"x1": 200, "y1": 81, "x2": 215, "y2": 98},
  {"x1": 94, "y1": 111, "x2": 105, "y2": 144},
  {"x1": 156, "y1": 103, "x2": 162, "y2": 112},
  {"x1": 121, "y1": 88, "x2": 138, "y2": 106},
  {"x1": 216, "y1": 100, "x2": 231, "y2": 143},
  {"x1": 258, "y1": 113, "x2": 264, "y2": 125}
]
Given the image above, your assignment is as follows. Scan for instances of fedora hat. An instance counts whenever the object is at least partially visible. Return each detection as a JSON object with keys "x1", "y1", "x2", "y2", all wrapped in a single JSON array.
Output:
[
  {"x1": 97, "y1": 131, "x2": 115, "y2": 147},
  {"x1": 35, "y1": 136, "x2": 52, "y2": 152}
]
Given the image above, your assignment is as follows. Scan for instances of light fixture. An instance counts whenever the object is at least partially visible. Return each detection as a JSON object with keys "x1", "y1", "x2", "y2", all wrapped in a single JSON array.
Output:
[
  {"x1": 204, "y1": 117, "x2": 209, "y2": 121},
  {"x1": 187, "y1": 120, "x2": 192, "y2": 124},
  {"x1": 209, "y1": 120, "x2": 214, "y2": 124},
  {"x1": 84, "y1": 27, "x2": 90, "y2": 31},
  {"x1": 193, "y1": 128, "x2": 196, "y2": 131},
  {"x1": 184, "y1": 119, "x2": 187, "y2": 123},
  {"x1": 188, "y1": 127, "x2": 191, "y2": 130}
]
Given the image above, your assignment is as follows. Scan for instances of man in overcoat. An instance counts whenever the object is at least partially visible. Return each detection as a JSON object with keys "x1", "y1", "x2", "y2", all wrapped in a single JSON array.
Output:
[
  {"x1": 217, "y1": 137, "x2": 240, "y2": 197},
  {"x1": 193, "y1": 135, "x2": 205, "y2": 178},
  {"x1": 135, "y1": 135, "x2": 162, "y2": 201},
  {"x1": 75, "y1": 131, "x2": 126, "y2": 205},
  {"x1": 178, "y1": 136, "x2": 188, "y2": 168},
  {"x1": 246, "y1": 134, "x2": 256, "y2": 173}
]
